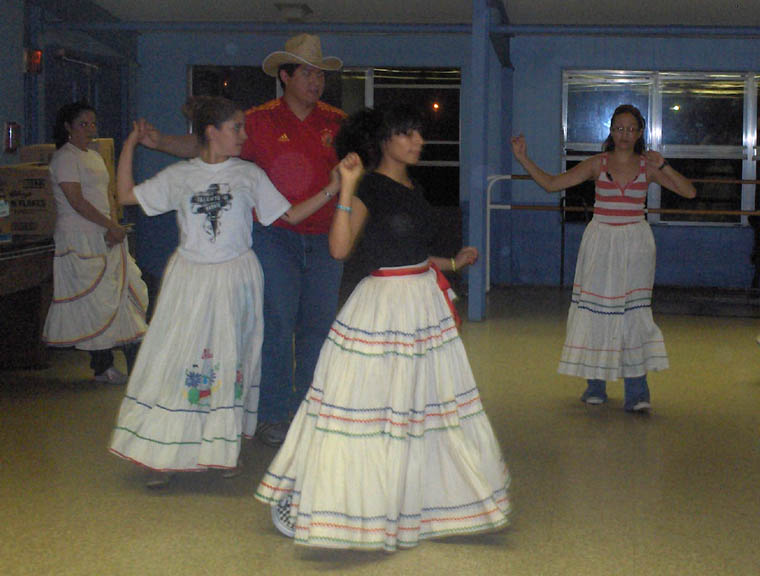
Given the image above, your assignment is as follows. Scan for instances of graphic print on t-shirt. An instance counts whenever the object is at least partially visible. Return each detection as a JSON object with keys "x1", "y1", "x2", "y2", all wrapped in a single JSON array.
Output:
[{"x1": 191, "y1": 183, "x2": 233, "y2": 242}]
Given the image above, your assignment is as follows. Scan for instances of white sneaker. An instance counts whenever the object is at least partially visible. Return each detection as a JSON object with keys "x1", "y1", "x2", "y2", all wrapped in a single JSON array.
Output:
[
  {"x1": 632, "y1": 401, "x2": 651, "y2": 412},
  {"x1": 94, "y1": 366, "x2": 127, "y2": 385},
  {"x1": 271, "y1": 494, "x2": 296, "y2": 538},
  {"x1": 584, "y1": 396, "x2": 606, "y2": 405}
]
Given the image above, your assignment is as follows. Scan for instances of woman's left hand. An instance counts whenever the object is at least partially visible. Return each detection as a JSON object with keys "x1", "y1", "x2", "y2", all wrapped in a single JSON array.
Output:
[
  {"x1": 455, "y1": 246, "x2": 479, "y2": 270},
  {"x1": 645, "y1": 149, "x2": 665, "y2": 168}
]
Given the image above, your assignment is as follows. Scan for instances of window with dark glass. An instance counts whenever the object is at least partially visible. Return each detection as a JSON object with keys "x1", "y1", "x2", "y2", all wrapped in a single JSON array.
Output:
[
  {"x1": 563, "y1": 71, "x2": 756, "y2": 225},
  {"x1": 190, "y1": 66, "x2": 461, "y2": 206},
  {"x1": 374, "y1": 68, "x2": 461, "y2": 206}
]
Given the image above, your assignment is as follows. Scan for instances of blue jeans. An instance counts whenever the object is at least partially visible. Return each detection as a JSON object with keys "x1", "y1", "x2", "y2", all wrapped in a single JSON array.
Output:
[
  {"x1": 252, "y1": 223, "x2": 343, "y2": 423},
  {"x1": 583, "y1": 376, "x2": 650, "y2": 410}
]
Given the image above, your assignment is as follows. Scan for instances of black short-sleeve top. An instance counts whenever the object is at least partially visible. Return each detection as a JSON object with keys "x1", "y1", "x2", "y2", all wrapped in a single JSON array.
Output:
[{"x1": 355, "y1": 171, "x2": 435, "y2": 270}]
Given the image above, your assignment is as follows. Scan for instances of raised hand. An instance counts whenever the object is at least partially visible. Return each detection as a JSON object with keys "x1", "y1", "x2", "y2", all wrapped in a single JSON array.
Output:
[
  {"x1": 510, "y1": 134, "x2": 528, "y2": 162},
  {"x1": 454, "y1": 246, "x2": 479, "y2": 270},
  {"x1": 338, "y1": 152, "x2": 364, "y2": 186},
  {"x1": 135, "y1": 118, "x2": 160, "y2": 149},
  {"x1": 124, "y1": 121, "x2": 142, "y2": 147}
]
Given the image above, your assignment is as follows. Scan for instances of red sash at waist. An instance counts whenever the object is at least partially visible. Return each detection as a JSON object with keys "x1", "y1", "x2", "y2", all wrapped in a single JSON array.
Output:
[{"x1": 371, "y1": 261, "x2": 461, "y2": 327}]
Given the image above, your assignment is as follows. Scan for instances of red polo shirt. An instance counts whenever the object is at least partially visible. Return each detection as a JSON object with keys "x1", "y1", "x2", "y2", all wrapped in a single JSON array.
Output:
[{"x1": 242, "y1": 98, "x2": 346, "y2": 235}]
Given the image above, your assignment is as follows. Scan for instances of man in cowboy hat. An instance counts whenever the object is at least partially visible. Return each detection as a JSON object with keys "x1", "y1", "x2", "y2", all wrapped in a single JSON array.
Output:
[
  {"x1": 242, "y1": 34, "x2": 346, "y2": 447},
  {"x1": 135, "y1": 34, "x2": 346, "y2": 447}
]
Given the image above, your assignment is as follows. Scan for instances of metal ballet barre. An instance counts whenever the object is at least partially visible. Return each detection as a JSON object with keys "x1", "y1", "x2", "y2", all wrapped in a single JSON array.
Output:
[{"x1": 485, "y1": 173, "x2": 760, "y2": 290}]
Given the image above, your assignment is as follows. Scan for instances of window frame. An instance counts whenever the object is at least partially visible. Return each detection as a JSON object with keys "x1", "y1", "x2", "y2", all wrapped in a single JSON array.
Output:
[
  {"x1": 189, "y1": 65, "x2": 462, "y2": 204},
  {"x1": 344, "y1": 66, "x2": 462, "y2": 205},
  {"x1": 562, "y1": 70, "x2": 758, "y2": 226}
]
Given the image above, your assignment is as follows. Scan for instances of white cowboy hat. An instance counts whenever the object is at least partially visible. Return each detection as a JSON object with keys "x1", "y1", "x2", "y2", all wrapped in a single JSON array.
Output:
[{"x1": 262, "y1": 33, "x2": 343, "y2": 77}]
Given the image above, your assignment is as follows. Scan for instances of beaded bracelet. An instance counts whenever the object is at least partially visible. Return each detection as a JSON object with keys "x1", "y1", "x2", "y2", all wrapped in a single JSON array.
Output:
[{"x1": 336, "y1": 204, "x2": 352, "y2": 213}]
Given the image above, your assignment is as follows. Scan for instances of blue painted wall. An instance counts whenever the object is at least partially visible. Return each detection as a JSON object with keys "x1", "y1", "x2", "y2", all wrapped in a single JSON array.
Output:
[
  {"x1": 7, "y1": 12, "x2": 752, "y2": 289},
  {"x1": 501, "y1": 35, "x2": 759, "y2": 288},
  {"x1": 0, "y1": 0, "x2": 25, "y2": 167}
]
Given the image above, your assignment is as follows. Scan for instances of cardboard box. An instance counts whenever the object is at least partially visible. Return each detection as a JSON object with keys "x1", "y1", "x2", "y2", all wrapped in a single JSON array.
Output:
[
  {"x1": 19, "y1": 144, "x2": 57, "y2": 165},
  {"x1": 0, "y1": 163, "x2": 55, "y2": 238},
  {"x1": 21, "y1": 138, "x2": 114, "y2": 167}
]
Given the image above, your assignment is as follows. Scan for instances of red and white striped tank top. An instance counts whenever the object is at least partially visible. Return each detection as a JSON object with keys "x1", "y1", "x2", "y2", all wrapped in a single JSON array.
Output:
[{"x1": 593, "y1": 153, "x2": 647, "y2": 225}]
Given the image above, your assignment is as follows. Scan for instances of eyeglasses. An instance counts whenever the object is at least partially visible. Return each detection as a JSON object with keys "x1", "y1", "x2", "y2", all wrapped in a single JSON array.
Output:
[{"x1": 610, "y1": 126, "x2": 640, "y2": 134}]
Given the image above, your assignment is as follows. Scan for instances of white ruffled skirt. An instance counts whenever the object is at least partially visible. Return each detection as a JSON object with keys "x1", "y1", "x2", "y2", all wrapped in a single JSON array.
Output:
[
  {"x1": 255, "y1": 266, "x2": 510, "y2": 551},
  {"x1": 558, "y1": 219, "x2": 669, "y2": 380},
  {"x1": 110, "y1": 250, "x2": 263, "y2": 471},
  {"x1": 43, "y1": 230, "x2": 147, "y2": 350}
]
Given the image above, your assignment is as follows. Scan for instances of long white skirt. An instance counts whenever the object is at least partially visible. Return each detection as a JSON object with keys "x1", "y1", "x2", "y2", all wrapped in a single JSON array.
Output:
[
  {"x1": 255, "y1": 267, "x2": 510, "y2": 551},
  {"x1": 110, "y1": 250, "x2": 263, "y2": 471},
  {"x1": 43, "y1": 230, "x2": 148, "y2": 350},
  {"x1": 558, "y1": 220, "x2": 669, "y2": 381}
]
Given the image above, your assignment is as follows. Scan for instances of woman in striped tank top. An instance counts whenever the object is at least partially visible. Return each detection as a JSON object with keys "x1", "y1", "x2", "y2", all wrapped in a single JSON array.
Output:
[{"x1": 511, "y1": 104, "x2": 696, "y2": 412}]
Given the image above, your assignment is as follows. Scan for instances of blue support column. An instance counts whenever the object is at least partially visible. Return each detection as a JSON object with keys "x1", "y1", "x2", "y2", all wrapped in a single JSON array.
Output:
[{"x1": 467, "y1": 0, "x2": 490, "y2": 321}]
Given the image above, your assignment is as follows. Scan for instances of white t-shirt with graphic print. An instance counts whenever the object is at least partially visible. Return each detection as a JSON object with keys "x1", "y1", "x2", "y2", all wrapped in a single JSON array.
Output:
[{"x1": 134, "y1": 157, "x2": 290, "y2": 264}]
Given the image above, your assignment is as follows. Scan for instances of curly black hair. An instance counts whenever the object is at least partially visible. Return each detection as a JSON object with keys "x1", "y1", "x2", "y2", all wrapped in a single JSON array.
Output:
[{"x1": 335, "y1": 103, "x2": 424, "y2": 171}]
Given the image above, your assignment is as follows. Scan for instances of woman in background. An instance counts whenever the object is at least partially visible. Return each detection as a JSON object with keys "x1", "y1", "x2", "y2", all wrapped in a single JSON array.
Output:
[
  {"x1": 511, "y1": 104, "x2": 696, "y2": 412},
  {"x1": 43, "y1": 101, "x2": 147, "y2": 383}
]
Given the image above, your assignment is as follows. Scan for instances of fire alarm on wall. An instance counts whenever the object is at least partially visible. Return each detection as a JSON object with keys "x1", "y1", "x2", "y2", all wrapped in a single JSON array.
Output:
[{"x1": 24, "y1": 49, "x2": 43, "y2": 75}]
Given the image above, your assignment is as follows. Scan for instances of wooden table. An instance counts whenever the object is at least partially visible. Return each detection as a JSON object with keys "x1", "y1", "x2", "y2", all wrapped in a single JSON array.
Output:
[{"x1": 0, "y1": 237, "x2": 54, "y2": 369}]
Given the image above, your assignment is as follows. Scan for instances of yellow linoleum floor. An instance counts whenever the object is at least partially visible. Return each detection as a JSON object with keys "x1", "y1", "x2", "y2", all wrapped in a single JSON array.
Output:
[{"x1": 1, "y1": 286, "x2": 759, "y2": 576}]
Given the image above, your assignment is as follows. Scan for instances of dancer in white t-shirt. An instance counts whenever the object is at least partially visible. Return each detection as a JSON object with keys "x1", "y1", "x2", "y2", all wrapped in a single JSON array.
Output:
[{"x1": 109, "y1": 96, "x2": 338, "y2": 487}]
